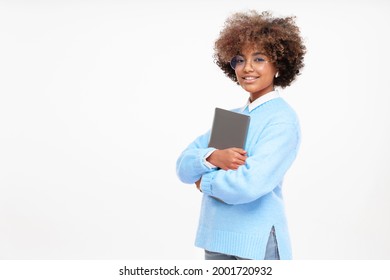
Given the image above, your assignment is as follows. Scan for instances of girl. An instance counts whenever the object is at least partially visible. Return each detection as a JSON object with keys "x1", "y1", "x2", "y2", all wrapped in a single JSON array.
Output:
[{"x1": 176, "y1": 10, "x2": 306, "y2": 260}]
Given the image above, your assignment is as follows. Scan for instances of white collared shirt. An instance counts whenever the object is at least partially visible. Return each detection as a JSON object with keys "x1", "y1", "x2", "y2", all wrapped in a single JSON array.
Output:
[{"x1": 240, "y1": 90, "x2": 280, "y2": 113}]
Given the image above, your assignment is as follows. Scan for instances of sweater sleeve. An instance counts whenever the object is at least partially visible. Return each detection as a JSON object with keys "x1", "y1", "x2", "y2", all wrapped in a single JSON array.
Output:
[
  {"x1": 200, "y1": 122, "x2": 300, "y2": 205},
  {"x1": 176, "y1": 130, "x2": 216, "y2": 184}
]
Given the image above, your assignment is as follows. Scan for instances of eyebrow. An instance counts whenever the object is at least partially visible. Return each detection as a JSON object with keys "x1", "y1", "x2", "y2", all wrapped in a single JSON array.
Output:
[
  {"x1": 238, "y1": 52, "x2": 266, "y2": 57},
  {"x1": 252, "y1": 52, "x2": 265, "y2": 56}
]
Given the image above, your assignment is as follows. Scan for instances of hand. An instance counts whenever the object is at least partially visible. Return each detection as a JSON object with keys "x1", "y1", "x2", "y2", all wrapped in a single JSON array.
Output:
[
  {"x1": 195, "y1": 178, "x2": 202, "y2": 192},
  {"x1": 206, "y1": 148, "x2": 247, "y2": 171}
]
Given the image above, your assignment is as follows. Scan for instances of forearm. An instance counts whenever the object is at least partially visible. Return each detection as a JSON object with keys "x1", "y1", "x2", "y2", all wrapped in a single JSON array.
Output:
[
  {"x1": 176, "y1": 129, "x2": 218, "y2": 184},
  {"x1": 176, "y1": 146, "x2": 216, "y2": 184},
  {"x1": 201, "y1": 150, "x2": 297, "y2": 204},
  {"x1": 200, "y1": 123, "x2": 300, "y2": 204}
]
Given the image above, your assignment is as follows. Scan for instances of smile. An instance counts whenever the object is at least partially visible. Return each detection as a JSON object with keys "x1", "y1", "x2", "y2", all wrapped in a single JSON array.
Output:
[
  {"x1": 242, "y1": 76, "x2": 259, "y2": 82},
  {"x1": 243, "y1": 76, "x2": 258, "y2": 80}
]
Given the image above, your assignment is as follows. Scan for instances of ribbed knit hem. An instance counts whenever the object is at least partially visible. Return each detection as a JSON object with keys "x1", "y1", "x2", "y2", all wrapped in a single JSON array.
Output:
[{"x1": 195, "y1": 226, "x2": 268, "y2": 260}]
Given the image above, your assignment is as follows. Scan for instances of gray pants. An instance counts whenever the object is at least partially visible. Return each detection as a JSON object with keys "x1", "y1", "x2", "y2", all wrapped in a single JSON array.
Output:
[{"x1": 204, "y1": 226, "x2": 280, "y2": 260}]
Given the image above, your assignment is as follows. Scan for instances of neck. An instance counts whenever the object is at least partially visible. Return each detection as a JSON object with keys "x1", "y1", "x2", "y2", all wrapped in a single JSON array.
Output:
[{"x1": 249, "y1": 86, "x2": 274, "y2": 103}]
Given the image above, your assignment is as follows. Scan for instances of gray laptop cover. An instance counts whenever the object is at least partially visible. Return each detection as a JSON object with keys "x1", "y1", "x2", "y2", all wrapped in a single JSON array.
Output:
[{"x1": 208, "y1": 107, "x2": 250, "y2": 149}]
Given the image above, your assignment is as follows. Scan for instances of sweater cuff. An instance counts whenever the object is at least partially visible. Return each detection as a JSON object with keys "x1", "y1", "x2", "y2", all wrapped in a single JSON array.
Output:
[
  {"x1": 200, "y1": 170, "x2": 216, "y2": 195},
  {"x1": 203, "y1": 148, "x2": 217, "y2": 169},
  {"x1": 195, "y1": 148, "x2": 217, "y2": 173}
]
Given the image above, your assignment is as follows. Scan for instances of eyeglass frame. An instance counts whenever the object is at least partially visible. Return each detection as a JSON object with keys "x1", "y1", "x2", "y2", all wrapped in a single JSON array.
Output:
[{"x1": 229, "y1": 53, "x2": 271, "y2": 70}]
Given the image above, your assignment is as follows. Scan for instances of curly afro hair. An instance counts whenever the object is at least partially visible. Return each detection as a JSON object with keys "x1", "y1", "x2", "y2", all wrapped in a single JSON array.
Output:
[{"x1": 214, "y1": 10, "x2": 306, "y2": 88}]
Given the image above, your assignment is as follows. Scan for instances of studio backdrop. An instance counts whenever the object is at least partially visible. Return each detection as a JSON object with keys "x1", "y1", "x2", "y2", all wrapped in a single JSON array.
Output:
[{"x1": 0, "y1": 0, "x2": 389, "y2": 259}]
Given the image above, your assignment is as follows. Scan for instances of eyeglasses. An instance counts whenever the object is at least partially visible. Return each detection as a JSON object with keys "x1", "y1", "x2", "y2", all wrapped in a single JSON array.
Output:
[{"x1": 230, "y1": 55, "x2": 270, "y2": 70}]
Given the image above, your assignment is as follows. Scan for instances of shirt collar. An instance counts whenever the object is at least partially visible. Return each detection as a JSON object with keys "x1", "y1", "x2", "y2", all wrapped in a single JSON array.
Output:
[{"x1": 239, "y1": 90, "x2": 280, "y2": 113}]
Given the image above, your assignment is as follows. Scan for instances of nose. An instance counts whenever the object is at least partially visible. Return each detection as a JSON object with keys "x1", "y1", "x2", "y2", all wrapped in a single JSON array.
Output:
[{"x1": 243, "y1": 59, "x2": 254, "y2": 72}]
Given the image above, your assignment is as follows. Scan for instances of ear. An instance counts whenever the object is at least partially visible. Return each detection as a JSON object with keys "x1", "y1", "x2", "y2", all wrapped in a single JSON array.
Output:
[{"x1": 273, "y1": 64, "x2": 279, "y2": 78}]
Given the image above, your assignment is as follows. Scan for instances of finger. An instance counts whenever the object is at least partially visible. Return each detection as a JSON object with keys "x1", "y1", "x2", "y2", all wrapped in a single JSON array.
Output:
[
  {"x1": 233, "y1": 163, "x2": 242, "y2": 170},
  {"x1": 228, "y1": 164, "x2": 238, "y2": 170},
  {"x1": 234, "y1": 153, "x2": 247, "y2": 161},
  {"x1": 235, "y1": 159, "x2": 246, "y2": 165},
  {"x1": 231, "y1": 154, "x2": 247, "y2": 163},
  {"x1": 231, "y1": 147, "x2": 247, "y2": 155},
  {"x1": 229, "y1": 159, "x2": 243, "y2": 168},
  {"x1": 230, "y1": 156, "x2": 245, "y2": 164},
  {"x1": 222, "y1": 166, "x2": 230, "y2": 171}
]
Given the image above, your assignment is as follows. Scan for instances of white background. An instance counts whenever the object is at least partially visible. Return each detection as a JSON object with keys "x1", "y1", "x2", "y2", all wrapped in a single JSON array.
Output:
[{"x1": 0, "y1": 0, "x2": 389, "y2": 260}]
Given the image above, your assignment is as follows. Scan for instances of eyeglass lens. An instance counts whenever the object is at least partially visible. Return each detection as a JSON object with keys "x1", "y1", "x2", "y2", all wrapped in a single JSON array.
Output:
[{"x1": 230, "y1": 55, "x2": 267, "y2": 70}]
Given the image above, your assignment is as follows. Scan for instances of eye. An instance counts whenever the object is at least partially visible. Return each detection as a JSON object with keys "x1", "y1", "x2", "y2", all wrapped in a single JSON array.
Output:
[
  {"x1": 233, "y1": 56, "x2": 245, "y2": 64},
  {"x1": 230, "y1": 55, "x2": 246, "y2": 70},
  {"x1": 254, "y1": 57, "x2": 266, "y2": 63}
]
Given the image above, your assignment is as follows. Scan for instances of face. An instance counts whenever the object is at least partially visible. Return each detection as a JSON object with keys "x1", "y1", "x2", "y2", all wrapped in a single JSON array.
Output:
[{"x1": 231, "y1": 45, "x2": 277, "y2": 102}]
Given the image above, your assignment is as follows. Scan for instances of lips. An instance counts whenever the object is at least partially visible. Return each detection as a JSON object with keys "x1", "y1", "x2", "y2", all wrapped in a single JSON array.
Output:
[
  {"x1": 243, "y1": 76, "x2": 259, "y2": 80},
  {"x1": 242, "y1": 76, "x2": 259, "y2": 83}
]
